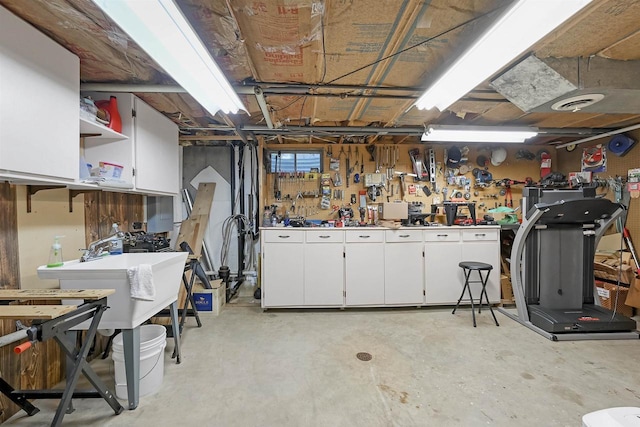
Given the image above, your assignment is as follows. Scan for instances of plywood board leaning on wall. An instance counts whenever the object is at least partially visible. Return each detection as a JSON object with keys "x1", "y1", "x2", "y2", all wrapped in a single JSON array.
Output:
[
  {"x1": 153, "y1": 182, "x2": 216, "y2": 326},
  {"x1": 261, "y1": 143, "x2": 553, "y2": 224}
]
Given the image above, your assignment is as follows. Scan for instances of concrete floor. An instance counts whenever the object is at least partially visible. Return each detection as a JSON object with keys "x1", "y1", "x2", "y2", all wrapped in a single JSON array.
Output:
[{"x1": 5, "y1": 302, "x2": 640, "y2": 427}]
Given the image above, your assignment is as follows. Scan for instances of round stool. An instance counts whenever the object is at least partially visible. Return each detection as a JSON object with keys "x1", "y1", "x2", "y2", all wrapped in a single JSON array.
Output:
[{"x1": 452, "y1": 261, "x2": 499, "y2": 327}]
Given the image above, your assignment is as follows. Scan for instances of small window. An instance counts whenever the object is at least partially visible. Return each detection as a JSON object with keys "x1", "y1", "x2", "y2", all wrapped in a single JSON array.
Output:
[{"x1": 268, "y1": 150, "x2": 323, "y2": 173}]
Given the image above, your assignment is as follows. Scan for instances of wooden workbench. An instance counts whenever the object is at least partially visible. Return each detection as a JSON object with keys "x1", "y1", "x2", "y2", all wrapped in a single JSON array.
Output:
[{"x1": 0, "y1": 289, "x2": 115, "y2": 319}]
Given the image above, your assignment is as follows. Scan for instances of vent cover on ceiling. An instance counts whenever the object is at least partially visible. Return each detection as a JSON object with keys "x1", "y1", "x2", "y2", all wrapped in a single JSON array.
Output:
[{"x1": 551, "y1": 94, "x2": 605, "y2": 112}]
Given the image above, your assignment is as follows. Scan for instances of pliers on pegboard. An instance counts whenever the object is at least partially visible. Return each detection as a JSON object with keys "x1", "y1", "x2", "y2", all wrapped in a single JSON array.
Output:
[{"x1": 504, "y1": 185, "x2": 513, "y2": 208}]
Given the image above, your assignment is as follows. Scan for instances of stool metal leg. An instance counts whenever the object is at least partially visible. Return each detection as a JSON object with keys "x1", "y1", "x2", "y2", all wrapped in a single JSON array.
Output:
[
  {"x1": 477, "y1": 270, "x2": 484, "y2": 314},
  {"x1": 453, "y1": 268, "x2": 477, "y2": 327},
  {"x1": 479, "y1": 269, "x2": 499, "y2": 326},
  {"x1": 467, "y1": 272, "x2": 476, "y2": 327},
  {"x1": 452, "y1": 268, "x2": 471, "y2": 314}
]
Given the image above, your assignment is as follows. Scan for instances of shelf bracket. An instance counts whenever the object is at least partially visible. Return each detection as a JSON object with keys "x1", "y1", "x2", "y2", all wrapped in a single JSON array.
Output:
[
  {"x1": 26, "y1": 185, "x2": 65, "y2": 213},
  {"x1": 69, "y1": 189, "x2": 100, "y2": 212}
]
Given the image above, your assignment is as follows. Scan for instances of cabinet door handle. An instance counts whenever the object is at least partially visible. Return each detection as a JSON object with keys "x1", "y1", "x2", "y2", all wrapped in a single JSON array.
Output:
[
  {"x1": 475, "y1": 233, "x2": 486, "y2": 237},
  {"x1": 437, "y1": 234, "x2": 448, "y2": 237},
  {"x1": 359, "y1": 235, "x2": 371, "y2": 239},
  {"x1": 278, "y1": 235, "x2": 291, "y2": 239},
  {"x1": 399, "y1": 234, "x2": 410, "y2": 238},
  {"x1": 319, "y1": 235, "x2": 331, "y2": 239}
]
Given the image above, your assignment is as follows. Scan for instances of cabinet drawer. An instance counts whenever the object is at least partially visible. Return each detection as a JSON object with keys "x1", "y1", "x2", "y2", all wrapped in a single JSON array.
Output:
[
  {"x1": 385, "y1": 229, "x2": 423, "y2": 242},
  {"x1": 424, "y1": 230, "x2": 460, "y2": 242},
  {"x1": 306, "y1": 230, "x2": 344, "y2": 243},
  {"x1": 345, "y1": 230, "x2": 385, "y2": 243},
  {"x1": 461, "y1": 229, "x2": 499, "y2": 242},
  {"x1": 262, "y1": 230, "x2": 304, "y2": 243}
]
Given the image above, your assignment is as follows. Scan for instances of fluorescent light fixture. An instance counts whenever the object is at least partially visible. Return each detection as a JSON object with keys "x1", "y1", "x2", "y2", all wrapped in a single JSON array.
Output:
[
  {"x1": 414, "y1": 0, "x2": 592, "y2": 112},
  {"x1": 422, "y1": 125, "x2": 538, "y2": 143},
  {"x1": 92, "y1": 0, "x2": 246, "y2": 115}
]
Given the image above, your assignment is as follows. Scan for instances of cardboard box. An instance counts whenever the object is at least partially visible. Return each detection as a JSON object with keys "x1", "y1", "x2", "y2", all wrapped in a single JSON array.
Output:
[
  {"x1": 597, "y1": 281, "x2": 634, "y2": 317},
  {"x1": 381, "y1": 202, "x2": 408, "y2": 220},
  {"x1": 594, "y1": 261, "x2": 635, "y2": 285},
  {"x1": 625, "y1": 276, "x2": 640, "y2": 309},
  {"x1": 193, "y1": 279, "x2": 226, "y2": 316}
]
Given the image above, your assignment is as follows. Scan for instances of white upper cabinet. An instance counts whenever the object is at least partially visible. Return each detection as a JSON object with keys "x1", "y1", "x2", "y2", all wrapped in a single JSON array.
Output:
[
  {"x1": 0, "y1": 5, "x2": 79, "y2": 182},
  {"x1": 133, "y1": 97, "x2": 179, "y2": 195},
  {"x1": 82, "y1": 92, "x2": 179, "y2": 195}
]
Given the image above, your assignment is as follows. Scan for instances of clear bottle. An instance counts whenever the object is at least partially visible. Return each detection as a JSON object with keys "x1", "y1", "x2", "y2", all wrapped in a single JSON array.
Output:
[
  {"x1": 109, "y1": 223, "x2": 124, "y2": 255},
  {"x1": 47, "y1": 236, "x2": 64, "y2": 268}
]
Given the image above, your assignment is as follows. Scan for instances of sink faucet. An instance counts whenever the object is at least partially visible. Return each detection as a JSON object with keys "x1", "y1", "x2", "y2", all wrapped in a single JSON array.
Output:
[{"x1": 80, "y1": 231, "x2": 126, "y2": 262}]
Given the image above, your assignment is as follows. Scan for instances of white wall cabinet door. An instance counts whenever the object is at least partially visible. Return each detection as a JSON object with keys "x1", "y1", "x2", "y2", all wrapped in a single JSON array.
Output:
[
  {"x1": 344, "y1": 231, "x2": 385, "y2": 305},
  {"x1": 1, "y1": 6, "x2": 79, "y2": 182},
  {"x1": 262, "y1": 236, "x2": 304, "y2": 307},
  {"x1": 384, "y1": 230, "x2": 424, "y2": 305},
  {"x1": 133, "y1": 97, "x2": 179, "y2": 195},
  {"x1": 460, "y1": 230, "x2": 501, "y2": 303},
  {"x1": 304, "y1": 232, "x2": 344, "y2": 305}
]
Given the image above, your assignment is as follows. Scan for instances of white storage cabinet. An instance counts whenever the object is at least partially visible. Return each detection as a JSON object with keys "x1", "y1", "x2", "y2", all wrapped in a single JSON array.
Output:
[
  {"x1": 0, "y1": 6, "x2": 79, "y2": 183},
  {"x1": 304, "y1": 230, "x2": 344, "y2": 306},
  {"x1": 261, "y1": 230, "x2": 304, "y2": 307},
  {"x1": 344, "y1": 230, "x2": 385, "y2": 305},
  {"x1": 384, "y1": 229, "x2": 424, "y2": 305},
  {"x1": 460, "y1": 229, "x2": 501, "y2": 303},
  {"x1": 82, "y1": 92, "x2": 179, "y2": 195}
]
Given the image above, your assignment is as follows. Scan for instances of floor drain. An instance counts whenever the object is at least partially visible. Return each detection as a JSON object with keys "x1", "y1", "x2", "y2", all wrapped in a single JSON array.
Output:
[{"x1": 356, "y1": 352, "x2": 372, "y2": 361}]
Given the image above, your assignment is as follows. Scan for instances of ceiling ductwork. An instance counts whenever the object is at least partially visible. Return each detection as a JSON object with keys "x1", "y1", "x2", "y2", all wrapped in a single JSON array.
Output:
[{"x1": 491, "y1": 55, "x2": 640, "y2": 114}]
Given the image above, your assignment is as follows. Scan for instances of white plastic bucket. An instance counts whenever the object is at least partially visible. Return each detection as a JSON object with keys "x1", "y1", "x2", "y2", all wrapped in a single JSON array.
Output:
[{"x1": 112, "y1": 324, "x2": 167, "y2": 400}]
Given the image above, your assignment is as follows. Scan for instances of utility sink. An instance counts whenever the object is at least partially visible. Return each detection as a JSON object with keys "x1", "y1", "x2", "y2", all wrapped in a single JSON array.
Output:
[{"x1": 38, "y1": 252, "x2": 188, "y2": 329}]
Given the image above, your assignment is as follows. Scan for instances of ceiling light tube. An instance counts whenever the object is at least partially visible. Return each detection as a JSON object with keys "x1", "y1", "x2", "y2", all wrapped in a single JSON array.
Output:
[
  {"x1": 92, "y1": 0, "x2": 246, "y2": 115},
  {"x1": 422, "y1": 125, "x2": 538, "y2": 143},
  {"x1": 415, "y1": 0, "x2": 592, "y2": 112}
]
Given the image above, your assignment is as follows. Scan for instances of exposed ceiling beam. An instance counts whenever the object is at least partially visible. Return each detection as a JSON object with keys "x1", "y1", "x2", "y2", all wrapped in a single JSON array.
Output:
[{"x1": 179, "y1": 135, "x2": 249, "y2": 141}]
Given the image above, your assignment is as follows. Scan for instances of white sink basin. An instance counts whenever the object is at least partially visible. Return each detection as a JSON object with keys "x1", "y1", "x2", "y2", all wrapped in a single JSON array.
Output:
[{"x1": 38, "y1": 252, "x2": 188, "y2": 329}]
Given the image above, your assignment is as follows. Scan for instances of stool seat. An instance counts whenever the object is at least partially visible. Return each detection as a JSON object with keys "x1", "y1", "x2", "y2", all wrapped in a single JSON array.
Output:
[
  {"x1": 458, "y1": 261, "x2": 492, "y2": 270},
  {"x1": 453, "y1": 261, "x2": 499, "y2": 327}
]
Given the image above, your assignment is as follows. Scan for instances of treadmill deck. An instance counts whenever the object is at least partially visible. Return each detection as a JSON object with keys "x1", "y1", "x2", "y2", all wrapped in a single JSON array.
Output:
[{"x1": 529, "y1": 304, "x2": 637, "y2": 334}]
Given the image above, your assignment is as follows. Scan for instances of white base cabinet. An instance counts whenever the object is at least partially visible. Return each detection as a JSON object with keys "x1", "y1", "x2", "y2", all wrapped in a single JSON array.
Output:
[
  {"x1": 304, "y1": 231, "x2": 344, "y2": 306},
  {"x1": 384, "y1": 230, "x2": 424, "y2": 305},
  {"x1": 345, "y1": 230, "x2": 385, "y2": 305},
  {"x1": 261, "y1": 231, "x2": 304, "y2": 307},
  {"x1": 261, "y1": 226, "x2": 501, "y2": 309},
  {"x1": 460, "y1": 229, "x2": 500, "y2": 303},
  {"x1": 424, "y1": 229, "x2": 501, "y2": 304}
]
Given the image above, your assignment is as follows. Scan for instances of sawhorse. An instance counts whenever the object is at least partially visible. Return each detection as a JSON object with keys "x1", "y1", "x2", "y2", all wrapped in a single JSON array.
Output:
[{"x1": 0, "y1": 289, "x2": 123, "y2": 427}]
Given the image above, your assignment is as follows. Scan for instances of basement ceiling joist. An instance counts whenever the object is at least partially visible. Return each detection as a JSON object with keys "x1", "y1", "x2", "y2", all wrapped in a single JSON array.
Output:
[{"x1": 3, "y1": 0, "x2": 640, "y2": 146}]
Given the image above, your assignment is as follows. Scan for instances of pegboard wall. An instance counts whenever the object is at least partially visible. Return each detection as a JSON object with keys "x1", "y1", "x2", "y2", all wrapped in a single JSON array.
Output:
[
  {"x1": 262, "y1": 142, "x2": 555, "y2": 224},
  {"x1": 556, "y1": 129, "x2": 640, "y2": 245}
]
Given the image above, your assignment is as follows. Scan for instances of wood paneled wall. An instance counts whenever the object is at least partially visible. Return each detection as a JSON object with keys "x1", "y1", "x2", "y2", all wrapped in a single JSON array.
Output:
[{"x1": 0, "y1": 183, "x2": 143, "y2": 423}]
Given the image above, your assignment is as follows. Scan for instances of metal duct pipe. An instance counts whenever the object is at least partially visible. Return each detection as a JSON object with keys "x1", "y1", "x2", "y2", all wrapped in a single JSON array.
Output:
[
  {"x1": 81, "y1": 83, "x2": 185, "y2": 92},
  {"x1": 254, "y1": 87, "x2": 274, "y2": 129},
  {"x1": 555, "y1": 123, "x2": 640, "y2": 149}
]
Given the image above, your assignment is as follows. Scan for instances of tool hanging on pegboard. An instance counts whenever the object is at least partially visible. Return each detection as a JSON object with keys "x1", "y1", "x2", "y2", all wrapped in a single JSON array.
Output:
[
  {"x1": 428, "y1": 148, "x2": 436, "y2": 191},
  {"x1": 409, "y1": 148, "x2": 428, "y2": 181}
]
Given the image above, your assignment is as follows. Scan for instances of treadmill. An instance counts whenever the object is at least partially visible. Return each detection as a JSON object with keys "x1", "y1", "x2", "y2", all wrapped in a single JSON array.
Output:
[{"x1": 503, "y1": 187, "x2": 638, "y2": 341}]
